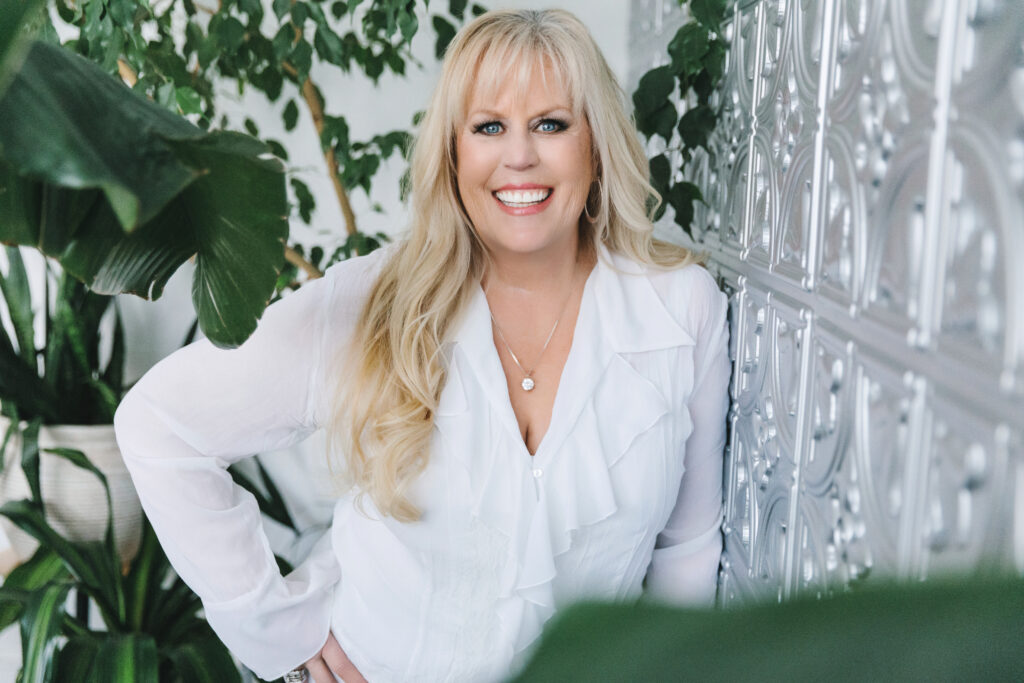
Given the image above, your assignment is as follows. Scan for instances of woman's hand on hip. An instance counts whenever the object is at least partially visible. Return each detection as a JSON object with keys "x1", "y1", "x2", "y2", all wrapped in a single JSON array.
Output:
[{"x1": 303, "y1": 633, "x2": 368, "y2": 683}]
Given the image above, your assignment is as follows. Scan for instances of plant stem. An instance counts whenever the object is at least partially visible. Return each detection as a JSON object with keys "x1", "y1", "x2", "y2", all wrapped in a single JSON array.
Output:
[
  {"x1": 284, "y1": 245, "x2": 323, "y2": 279},
  {"x1": 282, "y1": 61, "x2": 358, "y2": 237},
  {"x1": 117, "y1": 59, "x2": 138, "y2": 87}
]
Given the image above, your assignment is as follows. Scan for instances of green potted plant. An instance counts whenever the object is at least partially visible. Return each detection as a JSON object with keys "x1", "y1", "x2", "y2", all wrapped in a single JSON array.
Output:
[
  {"x1": 0, "y1": 247, "x2": 139, "y2": 573},
  {"x1": 0, "y1": 1, "x2": 293, "y2": 678},
  {"x1": 0, "y1": 249, "x2": 307, "y2": 680},
  {"x1": 0, "y1": 452, "x2": 246, "y2": 682}
]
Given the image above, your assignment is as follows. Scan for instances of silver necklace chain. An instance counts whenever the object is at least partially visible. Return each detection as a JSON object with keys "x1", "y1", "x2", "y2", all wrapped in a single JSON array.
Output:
[{"x1": 487, "y1": 277, "x2": 577, "y2": 392}]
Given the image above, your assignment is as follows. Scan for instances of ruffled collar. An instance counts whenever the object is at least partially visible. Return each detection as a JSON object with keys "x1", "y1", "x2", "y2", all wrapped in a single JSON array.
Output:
[
  {"x1": 436, "y1": 245, "x2": 694, "y2": 422},
  {"x1": 432, "y1": 244, "x2": 698, "y2": 665}
]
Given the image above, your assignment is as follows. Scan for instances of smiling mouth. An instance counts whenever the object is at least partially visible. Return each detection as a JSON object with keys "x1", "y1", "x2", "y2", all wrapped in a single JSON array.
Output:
[{"x1": 493, "y1": 188, "x2": 553, "y2": 208}]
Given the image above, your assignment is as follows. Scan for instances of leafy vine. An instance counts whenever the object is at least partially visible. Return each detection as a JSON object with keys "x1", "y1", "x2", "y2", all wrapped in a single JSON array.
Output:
[{"x1": 632, "y1": 0, "x2": 729, "y2": 236}]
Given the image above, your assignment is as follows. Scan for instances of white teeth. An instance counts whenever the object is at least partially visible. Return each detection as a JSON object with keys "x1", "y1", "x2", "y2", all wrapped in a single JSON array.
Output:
[{"x1": 494, "y1": 189, "x2": 552, "y2": 206}]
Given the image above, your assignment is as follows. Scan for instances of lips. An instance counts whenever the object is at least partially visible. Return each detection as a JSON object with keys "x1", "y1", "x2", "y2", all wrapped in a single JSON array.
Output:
[
  {"x1": 493, "y1": 188, "x2": 553, "y2": 207},
  {"x1": 491, "y1": 186, "x2": 554, "y2": 216}
]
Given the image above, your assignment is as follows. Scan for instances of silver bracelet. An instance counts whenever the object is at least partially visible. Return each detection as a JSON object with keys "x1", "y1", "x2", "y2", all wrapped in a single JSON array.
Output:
[{"x1": 283, "y1": 668, "x2": 308, "y2": 683}]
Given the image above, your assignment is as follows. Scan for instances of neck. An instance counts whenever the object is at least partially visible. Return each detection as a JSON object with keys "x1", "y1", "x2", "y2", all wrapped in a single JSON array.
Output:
[{"x1": 481, "y1": 237, "x2": 593, "y2": 297}]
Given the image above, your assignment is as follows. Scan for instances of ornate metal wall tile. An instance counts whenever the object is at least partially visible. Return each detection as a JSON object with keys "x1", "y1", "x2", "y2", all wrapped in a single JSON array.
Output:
[
  {"x1": 794, "y1": 335, "x2": 913, "y2": 595},
  {"x1": 628, "y1": 0, "x2": 1024, "y2": 604},
  {"x1": 752, "y1": 0, "x2": 794, "y2": 123},
  {"x1": 918, "y1": 396, "x2": 1017, "y2": 576},
  {"x1": 826, "y1": 0, "x2": 887, "y2": 120},
  {"x1": 818, "y1": 129, "x2": 866, "y2": 305},
  {"x1": 934, "y1": 0, "x2": 1024, "y2": 392}
]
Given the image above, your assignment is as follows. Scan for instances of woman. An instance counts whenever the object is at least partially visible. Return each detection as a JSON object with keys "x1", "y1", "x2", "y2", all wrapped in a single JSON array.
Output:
[{"x1": 114, "y1": 9, "x2": 730, "y2": 683}]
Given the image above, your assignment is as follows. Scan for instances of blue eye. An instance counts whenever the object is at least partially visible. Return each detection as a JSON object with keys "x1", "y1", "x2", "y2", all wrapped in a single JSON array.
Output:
[
  {"x1": 474, "y1": 121, "x2": 502, "y2": 135},
  {"x1": 537, "y1": 119, "x2": 567, "y2": 133}
]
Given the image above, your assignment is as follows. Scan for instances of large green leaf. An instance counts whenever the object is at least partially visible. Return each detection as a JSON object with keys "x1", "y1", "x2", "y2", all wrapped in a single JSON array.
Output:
[
  {"x1": 149, "y1": 578, "x2": 204, "y2": 646},
  {"x1": 100, "y1": 301, "x2": 126, "y2": 408},
  {"x1": 0, "y1": 0, "x2": 45, "y2": 96},
  {"x1": 0, "y1": 341, "x2": 58, "y2": 422},
  {"x1": 165, "y1": 625, "x2": 243, "y2": 683},
  {"x1": 0, "y1": 246, "x2": 35, "y2": 363},
  {"x1": 19, "y1": 581, "x2": 71, "y2": 683},
  {"x1": 0, "y1": 41, "x2": 289, "y2": 348},
  {"x1": 55, "y1": 632, "x2": 162, "y2": 683},
  {"x1": 0, "y1": 547, "x2": 68, "y2": 631},
  {"x1": 43, "y1": 448, "x2": 116, "y2": 550},
  {"x1": 52, "y1": 635, "x2": 102, "y2": 683},
  {"x1": 123, "y1": 520, "x2": 171, "y2": 634},
  {"x1": 19, "y1": 418, "x2": 42, "y2": 505},
  {"x1": 512, "y1": 578, "x2": 1024, "y2": 682},
  {"x1": 0, "y1": 500, "x2": 123, "y2": 625},
  {"x1": 123, "y1": 523, "x2": 202, "y2": 644},
  {"x1": 40, "y1": 445, "x2": 125, "y2": 622},
  {"x1": 43, "y1": 275, "x2": 118, "y2": 424},
  {"x1": 689, "y1": 0, "x2": 729, "y2": 29},
  {"x1": 667, "y1": 23, "x2": 710, "y2": 77},
  {"x1": 49, "y1": 131, "x2": 288, "y2": 348},
  {"x1": 86, "y1": 633, "x2": 160, "y2": 683},
  {"x1": 633, "y1": 65, "x2": 675, "y2": 119},
  {"x1": 137, "y1": 134, "x2": 287, "y2": 348},
  {"x1": 0, "y1": 40, "x2": 200, "y2": 231},
  {"x1": 0, "y1": 415, "x2": 16, "y2": 475}
]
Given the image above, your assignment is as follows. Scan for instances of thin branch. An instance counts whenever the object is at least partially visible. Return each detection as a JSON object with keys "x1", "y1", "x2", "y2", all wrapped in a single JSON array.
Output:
[
  {"x1": 117, "y1": 59, "x2": 138, "y2": 87},
  {"x1": 284, "y1": 245, "x2": 323, "y2": 279},
  {"x1": 281, "y1": 61, "x2": 358, "y2": 237}
]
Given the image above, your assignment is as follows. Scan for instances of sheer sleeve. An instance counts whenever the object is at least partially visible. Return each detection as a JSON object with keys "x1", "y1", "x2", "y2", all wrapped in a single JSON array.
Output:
[
  {"x1": 114, "y1": 256, "x2": 373, "y2": 680},
  {"x1": 645, "y1": 269, "x2": 731, "y2": 607}
]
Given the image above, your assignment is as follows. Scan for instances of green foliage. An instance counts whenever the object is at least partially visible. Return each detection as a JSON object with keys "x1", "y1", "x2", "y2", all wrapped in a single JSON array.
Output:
[
  {"x1": 290, "y1": 178, "x2": 317, "y2": 224},
  {"x1": 631, "y1": 0, "x2": 728, "y2": 234},
  {"x1": 331, "y1": 230, "x2": 390, "y2": 262},
  {"x1": 0, "y1": 249, "x2": 124, "y2": 425},
  {"x1": 432, "y1": 15, "x2": 456, "y2": 59},
  {"x1": 688, "y1": 0, "x2": 730, "y2": 28},
  {"x1": 513, "y1": 577, "x2": 1024, "y2": 682},
  {"x1": 48, "y1": 0, "x2": 479, "y2": 270},
  {"x1": 0, "y1": 444, "x2": 241, "y2": 682},
  {"x1": 0, "y1": 40, "x2": 289, "y2": 349},
  {"x1": 229, "y1": 457, "x2": 298, "y2": 532},
  {"x1": 0, "y1": 0, "x2": 46, "y2": 96}
]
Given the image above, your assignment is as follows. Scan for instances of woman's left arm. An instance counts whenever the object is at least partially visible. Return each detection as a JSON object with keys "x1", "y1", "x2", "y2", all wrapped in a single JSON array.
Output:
[{"x1": 645, "y1": 271, "x2": 731, "y2": 607}]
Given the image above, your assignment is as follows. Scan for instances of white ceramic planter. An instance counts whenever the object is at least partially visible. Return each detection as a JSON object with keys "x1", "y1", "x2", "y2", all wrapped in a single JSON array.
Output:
[{"x1": 0, "y1": 418, "x2": 142, "y2": 570}]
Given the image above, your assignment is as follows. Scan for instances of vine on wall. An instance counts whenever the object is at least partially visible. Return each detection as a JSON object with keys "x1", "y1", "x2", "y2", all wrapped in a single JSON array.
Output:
[{"x1": 631, "y1": 0, "x2": 729, "y2": 236}]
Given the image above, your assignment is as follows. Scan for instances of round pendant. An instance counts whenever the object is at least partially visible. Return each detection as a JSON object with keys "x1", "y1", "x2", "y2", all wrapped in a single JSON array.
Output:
[{"x1": 521, "y1": 377, "x2": 535, "y2": 391}]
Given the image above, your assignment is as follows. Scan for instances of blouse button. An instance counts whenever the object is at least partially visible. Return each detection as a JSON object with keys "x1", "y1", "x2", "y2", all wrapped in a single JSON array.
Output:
[{"x1": 532, "y1": 468, "x2": 543, "y2": 479}]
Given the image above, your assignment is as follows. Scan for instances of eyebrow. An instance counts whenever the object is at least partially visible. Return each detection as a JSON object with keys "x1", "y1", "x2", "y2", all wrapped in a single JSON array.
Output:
[{"x1": 466, "y1": 106, "x2": 574, "y2": 120}]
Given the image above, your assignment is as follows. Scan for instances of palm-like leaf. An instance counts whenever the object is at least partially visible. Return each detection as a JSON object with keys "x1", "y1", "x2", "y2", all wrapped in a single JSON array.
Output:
[
  {"x1": 0, "y1": 501, "x2": 123, "y2": 625},
  {"x1": 19, "y1": 581, "x2": 71, "y2": 683},
  {"x1": 0, "y1": 246, "x2": 36, "y2": 364},
  {"x1": 0, "y1": 0, "x2": 44, "y2": 96},
  {"x1": 513, "y1": 578, "x2": 1024, "y2": 682},
  {"x1": 165, "y1": 626, "x2": 243, "y2": 683},
  {"x1": 52, "y1": 635, "x2": 102, "y2": 682},
  {"x1": 0, "y1": 547, "x2": 68, "y2": 631},
  {"x1": 0, "y1": 41, "x2": 288, "y2": 348}
]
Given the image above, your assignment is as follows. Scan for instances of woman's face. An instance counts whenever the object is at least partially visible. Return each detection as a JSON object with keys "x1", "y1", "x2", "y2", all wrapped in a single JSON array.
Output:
[{"x1": 455, "y1": 60, "x2": 594, "y2": 262}]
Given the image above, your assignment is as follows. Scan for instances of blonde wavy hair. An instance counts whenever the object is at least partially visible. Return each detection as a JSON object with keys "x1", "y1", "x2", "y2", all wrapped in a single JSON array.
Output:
[{"x1": 329, "y1": 9, "x2": 698, "y2": 522}]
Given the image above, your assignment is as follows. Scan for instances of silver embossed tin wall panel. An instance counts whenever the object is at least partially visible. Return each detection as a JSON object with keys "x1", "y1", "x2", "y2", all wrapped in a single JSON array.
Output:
[{"x1": 628, "y1": 0, "x2": 1024, "y2": 603}]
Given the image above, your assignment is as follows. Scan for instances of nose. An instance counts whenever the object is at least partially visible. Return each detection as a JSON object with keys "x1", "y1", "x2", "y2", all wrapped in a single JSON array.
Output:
[{"x1": 502, "y1": 128, "x2": 539, "y2": 171}]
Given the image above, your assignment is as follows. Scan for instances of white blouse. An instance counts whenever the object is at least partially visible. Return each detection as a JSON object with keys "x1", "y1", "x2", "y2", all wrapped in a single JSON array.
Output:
[{"x1": 113, "y1": 244, "x2": 731, "y2": 682}]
